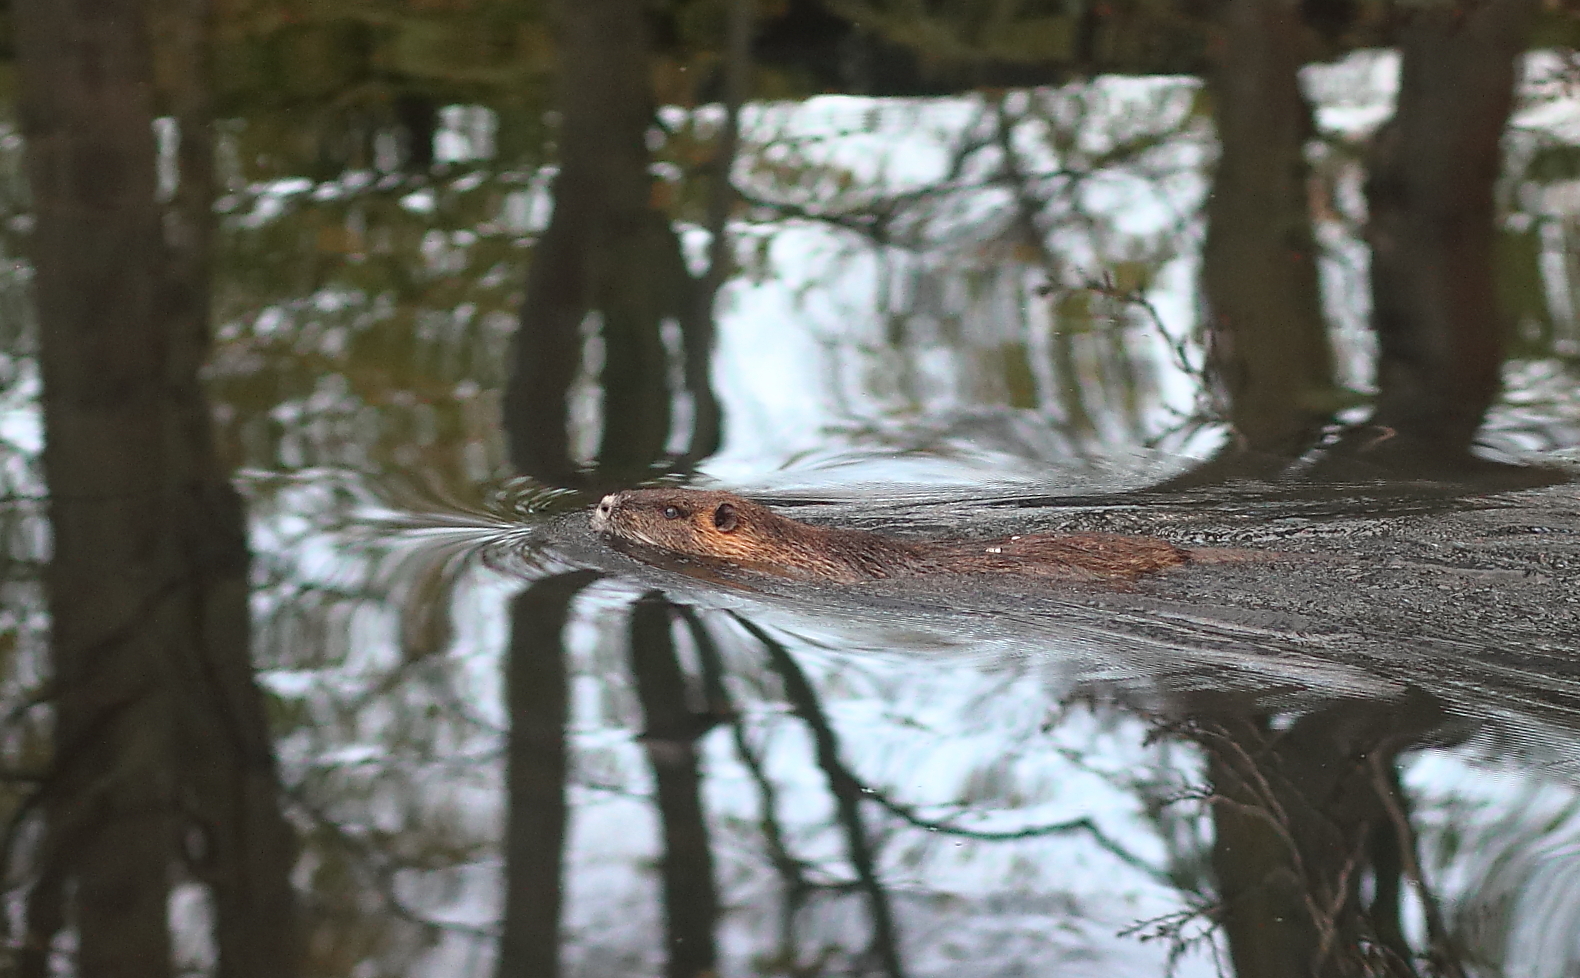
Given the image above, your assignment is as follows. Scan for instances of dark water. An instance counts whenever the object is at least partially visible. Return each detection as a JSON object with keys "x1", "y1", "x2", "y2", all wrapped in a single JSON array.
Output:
[
  {"x1": 8, "y1": 40, "x2": 1580, "y2": 978},
  {"x1": 246, "y1": 471, "x2": 1580, "y2": 976}
]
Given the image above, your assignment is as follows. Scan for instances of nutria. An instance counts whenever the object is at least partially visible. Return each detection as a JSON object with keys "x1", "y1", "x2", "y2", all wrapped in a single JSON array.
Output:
[{"x1": 591, "y1": 487, "x2": 1201, "y2": 584}]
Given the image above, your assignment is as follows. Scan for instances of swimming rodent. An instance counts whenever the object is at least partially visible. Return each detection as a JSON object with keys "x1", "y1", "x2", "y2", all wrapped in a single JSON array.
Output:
[{"x1": 591, "y1": 487, "x2": 1207, "y2": 584}]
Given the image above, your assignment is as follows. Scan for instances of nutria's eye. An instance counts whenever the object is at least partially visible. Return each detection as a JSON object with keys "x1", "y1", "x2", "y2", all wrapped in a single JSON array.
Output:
[
  {"x1": 662, "y1": 506, "x2": 681, "y2": 520},
  {"x1": 713, "y1": 503, "x2": 739, "y2": 533}
]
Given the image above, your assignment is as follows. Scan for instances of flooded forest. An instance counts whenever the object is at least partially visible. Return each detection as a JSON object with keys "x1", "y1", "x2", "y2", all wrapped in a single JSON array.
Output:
[{"x1": 7, "y1": 0, "x2": 1580, "y2": 976}]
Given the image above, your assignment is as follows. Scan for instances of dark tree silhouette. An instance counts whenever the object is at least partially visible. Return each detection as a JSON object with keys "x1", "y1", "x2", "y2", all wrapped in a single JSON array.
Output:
[
  {"x1": 1158, "y1": 0, "x2": 1556, "y2": 486},
  {"x1": 504, "y1": 0, "x2": 729, "y2": 489},
  {"x1": 630, "y1": 594, "x2": 723, "y2": 978},
  {"x1": 1193, "y1": 692, "x2": 1458, "y2": 978},
  {"x1": 14, "y1": 0, "x2": 300, "y2": 973},
  {"x1": 498, "y1": 570, "x2": 602, "y2": 978},
  {"x1": 1196, "y1": 0, "x2": 1338, "y2": 480},
  {"x1": 1324, "y1": 0, "x2": 1537, "y2": 475}
]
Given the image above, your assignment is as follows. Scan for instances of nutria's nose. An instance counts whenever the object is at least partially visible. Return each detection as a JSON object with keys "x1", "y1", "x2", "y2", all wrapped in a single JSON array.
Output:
[{"x1": 591, "y1": 493, "x2": 619, "y2": 530}]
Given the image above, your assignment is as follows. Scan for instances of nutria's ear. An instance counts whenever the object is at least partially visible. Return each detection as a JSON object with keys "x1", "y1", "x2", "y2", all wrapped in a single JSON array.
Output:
[{"x1": 713, "y1": 503, "x2": 739, "y2": 533}]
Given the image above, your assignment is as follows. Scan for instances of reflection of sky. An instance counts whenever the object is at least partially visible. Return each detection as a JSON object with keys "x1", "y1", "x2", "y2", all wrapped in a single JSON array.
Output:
[
  {"x1": 703, "y1": 86, "x2": 1214, "y2": 483},
  {"x1": 1302, "y1": 48, "x2": 1399, "y2": 135},
  {"x1": 1406, "y1": 749, "x2": 1580, "y2": 975},
  {"x1": 7, "y1": 46, "x2": 1580, "y2": 977},
  {"x1": 699, "y1": 60, "x2": 1391, "y2": 482},
  {"x1": 564, "y1": 590, "x2": 1220, "y2": 977},
  {"x1": 225, "y1": 55, "x2": 1580, "y2": 975},
  {"x1": 0, "y1": 362, "x2": 41, "y2": 455},
  {"x1": 697, "y1": 53, "x2": 1580, "y2": 481}
]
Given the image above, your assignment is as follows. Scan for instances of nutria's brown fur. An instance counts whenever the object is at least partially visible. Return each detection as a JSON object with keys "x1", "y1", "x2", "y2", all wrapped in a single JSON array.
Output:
[{"x1": 591, "y1": 488, "x2": 1196, "y2": 584}]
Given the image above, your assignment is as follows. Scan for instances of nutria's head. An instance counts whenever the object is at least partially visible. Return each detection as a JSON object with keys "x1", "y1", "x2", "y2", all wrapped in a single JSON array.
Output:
[{"x1": 591, "y1": 488, "x2": 793, "y2": 565}]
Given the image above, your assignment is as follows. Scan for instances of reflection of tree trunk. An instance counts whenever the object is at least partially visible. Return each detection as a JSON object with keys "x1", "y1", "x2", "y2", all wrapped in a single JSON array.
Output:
[
  {"x1": 1196, "y1": 0, "x2": 1336, "y2": 478},
  {"x1": 1336, "y1": 0, "x2": 1533, "y2": 470},
  {"x1": 675, "y1": 609, "x2": 810, "y2": 961},
  {"x1": 683, "y1": 0, "x2": 753, "y2": 465},
  {"x1": 155, "y1": 2, "x2": 304, "y2": 972},
  {"x1": 504, "y1": 0, "x2": 720, "y2": 487},
  {"x1": 595, "y1": 221, "x2": 690, "y2": 482},
  {"x1": 506, "y1": 206, "x2": 584, "y2": 488},
  {"x1": 504, "y1": 0, "x2": 668, "y2": 485},
  {"x1": 1195, "y1": 693, "x2": 1451, "y2": 978},
  {"x1": 498, "y1": 571, "x2": 601, "y2": 978},
  {"x1": 629, "y1": 595, "x2": 721, "y2": 978},
  {"x1": 17, "y1": 0, "x2": 176, "y2": 961},
  {"x1": 1207, "y1": 715, "x2": 1348, "y2": 978},
  {"x1": 738, "y1": 616, "x2": 906, "y2": 978},
  {"x1": 393, "y1": 93, "x2": 437, "y2": 172},
  {"x1": 18, "y1": 0, "x2": 301, "y2": 974},
  {"x1": 1050, "y1": 328, "x2": 1098, "y2": 439},
  {"x1": 1367, "y1": 760, "x2": 1410, "y2": 963},
  {"x1": 674, "y1": 606, "x2": 735, "y2": 727}
]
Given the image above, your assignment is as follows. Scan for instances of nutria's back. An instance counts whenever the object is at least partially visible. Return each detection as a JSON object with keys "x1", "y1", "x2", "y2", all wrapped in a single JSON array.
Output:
[{"x1": 592, "y1": 488, "x2": 1194, "y2": 583}]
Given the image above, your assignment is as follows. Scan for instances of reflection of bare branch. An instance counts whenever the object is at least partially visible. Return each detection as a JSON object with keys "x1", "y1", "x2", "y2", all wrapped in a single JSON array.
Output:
[
  {"x1": 1310, "y1": 838, "x2": 1367, "y2": 978},
  {"x1": 1370, "y1": 753, "x2": 1466, "y2": 978},
  {"x1": 1073, "y1": 271, "x2": 1199, "y2": 381},
  {"x1": 673, "y1": 606, "x2": 812, "y2": 958},
  {"x1": 1180, "y1": 710, "x2": 1459, "y2": 978},
  {"x1": 727, "y1": 717, "x2": 813, "y2": 954},
  {"x1": 289, "y1": 785, "x2": 497, "y2": 943},
  {"x1": 859, "y1": 783, "x2": 1170, "y2": 884},
  {"x1": 1191, "y1": 724, "x2": 1341, "y2": 964},
  {"x1": 1051, "y1": 267, "x2": 1222, "y2": 453},
  {"x1": 737, "y1": 152, "x2": 1084, "y2": 252},
  {"x1": 992, "y1": 95, "x2": 1052, "y2": 265},
  {"x1": 1141, "y1": 405, "x2": 1220, "y2": 452},
  {"x1": 732, "y1": 614, "x2": 907, "y2": 978},
  {"x1": 1117, "y1": 902, "x2": 1225, "y2": 978},
  {"x1": 734, "y1": 187, "x2": 899, "y2": 241},
  {"x1": 0, "y1": 683, "x2": 54, "y2": 747},
  {"x1": 989, "y1": 92, "x2": 1203, "y2": 444}
]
